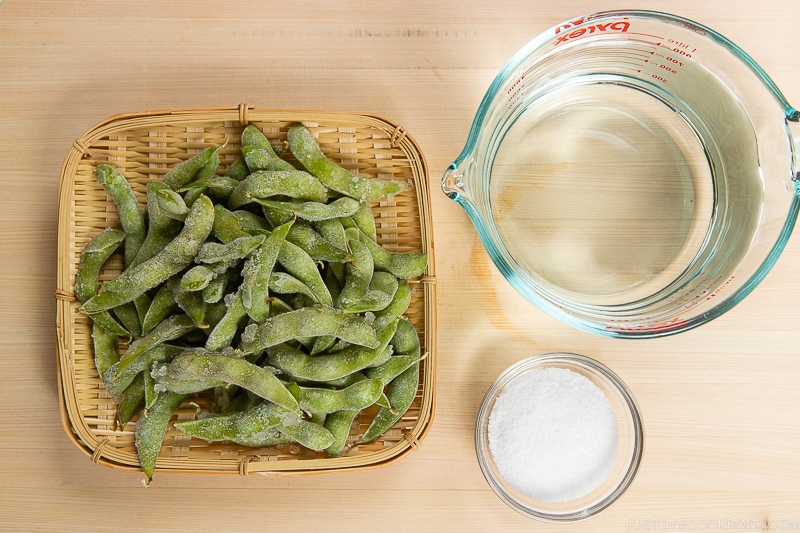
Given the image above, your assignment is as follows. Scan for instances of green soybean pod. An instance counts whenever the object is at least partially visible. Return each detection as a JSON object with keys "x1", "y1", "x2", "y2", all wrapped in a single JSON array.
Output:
[
  {"x1": 232, "y1": 210, "x2": 271, "y2": 232},
  {"x1": 167, "y1": 278, "x2": 207, "y2": 328},
  {"x1": 351, "y1": 201, "x2": 377, "y2": 241},
  {"x1": 277, "y1": 240, "x2": 332, "y2": 307},
  {"x1": 364, "y1": 354, "x2": 421, "y2": 385},
  {"x1": 201, "y1": 269, "x2": 233, "y2": 304},
  {"x1": 240, "y1": 307, "x2": 379, "y2": 355},
  {"x1": 242, "y1": 219, "x2": 293, "y2": 323},
  {"x1": 103, "y1": 344, "x2": 182, "y2": 398},
  {"x1": 131, "y1": 181, "x2": 183, "y2": 268},
  {"x1": 113, "y1": 302, "x2": 142, "y2": 339},
  {"x1": 141, "y1": 284, "x2": 177, "y2": 336},
  {"x1": 163, "y1": 146, "x2": 220, "y2": 190},
  {"x1": 276, "y1": 414, "x2": 334, "y2": 451},
  {"x1": 184, "y1": 148, "x2": 220, "y2": 207},
  {"x1": 94, "y1": 164, "x2": 146, "y2": 268},
  {"x1": 174, "y1": 400, "x2": 282, "y2": 444},
  {"x1": 287, "y1": 124, "x2": 405, "y2": 201},
  {"x1": 74, "y1": 229, "x2": 129, "y2": 337},
  {"x1": 155, "y1": 188, "x2": 189, "y2": 221},
  {"x1": 359, "y1": 319, "x2": 421, "y2": 444},
  {"x1": 196, "y1": 234, "x2": 265, "y2": 264},
  {"x1": 205, "y1": 290, "x2": 248, "y2": 351},
  {"x1": 358, "y1": 232, "x2": 428, "y2": 279},
  {"x1": 267, "y1": 320, "x2": 397, "y2": 382},
  {"x1": 241, "y1": 124, "x2": 295, "y2": 171},
  {"x1": 338, "y1": 240, "x2": 373, "y2": 309},
  {"x1": 287, "y1": 224, "x2": 350, "y2": 263},
  {"x1": 151, "y1": 362, "x2": 227, "y2": 394},
  {"x1": 81, "y1": 196, "x2": 215, "y2": 313},
  {"x1": 343, "y1": 271, "x2": 399, "y2": 314},
  {"x1": 252, "y1": 197, "x2": 360, "y2": 222},
  {"x1": 202, "y1": 176, "x2": 240, "y2": 202},
  {"x1": 180, "y1": 265, "x2": 216, "y2": 292},
  {"x1": 268, "y1": 272, "x2": 320, "y2": 303},
  {"x1": 224, "y1": 157, "x2": 249, "y2": 182},
  {"x1": 116, "y1": 314, "x2": 197, "y2": 374},
  {"x1": 242, "y1": 146, "x2": 275, "y2": 172},
  {"x1": 212, "y1": 204, "x2": 250, "y2": 244},
  {"x1": 228, "y1": 169, "x2": 328, "y2": 209},
  {"x1": 298, "y1": 379, "x2": 383, "y2": 414},
  {"x1": 143, "y1": 369, "x2": 158, "y2": 410},
  {"x1": 324, "y1": 409, "x2": 359, "y2": 458},
  {"x1": 136, "y1": 391, "x2": 187, "y2": 484},
  {"x1": 373, "y1": 279, "x2": 412, "y2": 330},
  {"x1": 117, "y1": 374, "x2": 145, "y2": 428},
  {"x1": 92, "y1": 323, "x2": 120, "y2": 393},
  {"x1": 167, "y1": 352, "x2": 301, "y2": 414}
]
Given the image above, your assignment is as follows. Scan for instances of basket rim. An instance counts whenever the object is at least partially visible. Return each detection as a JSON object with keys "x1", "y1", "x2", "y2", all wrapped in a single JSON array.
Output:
[{"x1": 55, "y1": 105, "x2": 437, "y2": 477}]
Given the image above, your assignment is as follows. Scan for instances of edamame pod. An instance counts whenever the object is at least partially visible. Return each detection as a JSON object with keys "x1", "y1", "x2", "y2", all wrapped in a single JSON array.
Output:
[
  {"x1": 287, "y1": 224, "x2": 350, "y2": 263},
  {"x1": 74, "y1": 229, "x2": 129, "y2": 337},
  {"x1": 351, "y1": 202, "x2": 377, "y2": 241},
  {"x1": 81, "y1": 196, "x2": 215, "y2": 313},
  {"x1": 136, "y1": 391, "x2": 186, "y2": 484},
  {"x1": 180, "y1": 265, "x2": 215, "y2": 291},
  {"x1": 277, "y1": 240, "x2": 332, "y2": 307},
  {"x1": 141, "y1": 284, "x2": 177, "y2": 336},
  {"x1": 183, "y1": 148, "x2": 219, "y2": 207},
  {"x1": 252, "y1": 197, "x2": 360, "y2": 222},
  {"x1": 287, "y1": 124, "x2": 405, "y2": 201},
  {"x1": 155, "y1": 188, "x2": 189, "y2": 221},
  {"x1": 94, "y1": 164, "x2": 146, "y2": 267},
  {"x1": 240, "y1": 306, "x2": 380, "y2": 355},
  {"x1": 242, "y1": 219, "x2": 293, "y2": 323},
  {"x1": 168, "y1": 278, "x2": 207, "y2": 328},
  {"x1": 359, "y1": 232, "x2": 428, "y2": 279},
  {"x1": 338, "y1": 240, "x2": 373, "y2": 309},
  {"x1": 196, "y1": 234, "x2": 265, "y2": 264},
  {"x1": 228, "y1": 170, "x2": 327, "y2": 209},
  {"x1": 298, "y1": 378, "x2": 383, "y2": 414},
  {"x1": 205, "y1": 290, "x2": 247, "y2": 351},
  {"x1": 163, "y1": 146, "x2": 220, "y2": 190},
  {"x1": 241, "y1": 124, "x2": 294, "y2": 171},
  {"x1": 267, "y1": 320, "x2": 397, "y2": 381},
  {"x1": 117, "y1": 374, "x2": 145, "y2": 427},
  {"x1": 268, "y1": 272, "x2": 320, "y2": 303},
  {"x1": 116, "y1": 314, "x2": 197, "y2": 375},
  {"x1": 324, "y1": 409, "x2": 359, "y2": 458},
  {"x1": 92, "y1": 324, "x2": 120, "y2": 393},
  {"x1": 373, "y1": 279, "x2": 412, "y2": 330},
  {"x1": 103, "y1": 344, "x2": 182, "y2": 397},
  {"x1": 224, "y1": 157, "x2": 249, "y2": 181},
  {"x1": 343, "y1": 271, "x2": 399, "y2": 313},
  {"x1": 131, "y1": 181, "x2": 183, "y2": 267},
  {"x1": 166, "y1": 352, "x2": 301, "y2": 414}
]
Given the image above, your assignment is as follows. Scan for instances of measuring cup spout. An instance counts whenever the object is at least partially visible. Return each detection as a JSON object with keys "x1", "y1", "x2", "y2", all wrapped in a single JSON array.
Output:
[
  {"x1": 441, "y1": 155, "x2": 476, "y2": 202},
  {"x1": 787, "y1": 113, "x2": 800, "y2": 182}
]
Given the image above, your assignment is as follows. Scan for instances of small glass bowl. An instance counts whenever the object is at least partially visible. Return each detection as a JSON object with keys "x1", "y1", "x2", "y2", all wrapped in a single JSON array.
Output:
[{"x1": 475, "y1": 353, "x2": 644, "y2": 522}]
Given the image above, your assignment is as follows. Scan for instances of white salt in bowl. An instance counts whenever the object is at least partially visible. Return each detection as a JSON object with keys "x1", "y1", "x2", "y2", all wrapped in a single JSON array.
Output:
[{"x1": 475, "y1": 353, "x2": 643, "y2": 522}]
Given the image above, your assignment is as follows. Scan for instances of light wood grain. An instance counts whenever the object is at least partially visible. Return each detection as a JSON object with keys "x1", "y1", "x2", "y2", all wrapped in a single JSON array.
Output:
[{"x1": 2, "y1": 0, "x2": 800, "y2": 531}]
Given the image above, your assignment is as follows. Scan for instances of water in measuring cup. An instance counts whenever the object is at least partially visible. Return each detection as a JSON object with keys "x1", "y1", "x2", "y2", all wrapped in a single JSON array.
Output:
[{"x1": 490, "y1": 80, "x2": 717, "y2": 305}]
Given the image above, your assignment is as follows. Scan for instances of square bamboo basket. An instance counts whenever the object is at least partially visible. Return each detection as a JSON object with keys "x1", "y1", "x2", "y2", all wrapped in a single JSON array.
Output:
[{"x1": 56, "y1": 105, "x2": 436, "y2": 477}]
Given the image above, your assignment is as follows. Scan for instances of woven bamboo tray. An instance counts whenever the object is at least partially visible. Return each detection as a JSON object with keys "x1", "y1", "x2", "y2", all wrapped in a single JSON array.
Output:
[{"x1": 56, "y1": 104, "x2": 436, "y2": 477}]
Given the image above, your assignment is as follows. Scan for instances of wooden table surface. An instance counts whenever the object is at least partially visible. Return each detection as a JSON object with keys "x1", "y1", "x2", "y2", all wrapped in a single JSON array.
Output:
[{"x1": 3, "y1": 1, "x2": 800, "y2": 531}]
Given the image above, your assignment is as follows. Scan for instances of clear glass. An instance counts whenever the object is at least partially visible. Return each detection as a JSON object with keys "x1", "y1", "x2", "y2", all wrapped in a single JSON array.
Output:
[
  {"x1": 443, "y1": 10, "x2": 800, "y2": 338},
  {"x1": 475, "y1": 353, "x2": 644, "y2": 522}
]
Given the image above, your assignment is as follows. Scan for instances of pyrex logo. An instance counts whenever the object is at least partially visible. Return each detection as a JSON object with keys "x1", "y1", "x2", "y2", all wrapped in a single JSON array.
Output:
[{"x1": 553, "y1": 19, "x2": 630, "y2": 46}]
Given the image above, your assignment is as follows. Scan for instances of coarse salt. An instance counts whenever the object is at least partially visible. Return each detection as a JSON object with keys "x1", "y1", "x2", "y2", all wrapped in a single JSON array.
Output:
[{"x1": 487, "y1": 367, "x2": 618, "y2": 503}]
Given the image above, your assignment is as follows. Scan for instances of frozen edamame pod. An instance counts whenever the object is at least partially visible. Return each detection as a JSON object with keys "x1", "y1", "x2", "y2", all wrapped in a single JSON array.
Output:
[
  {"x1": 343, "y1": 271, "x2": 399, "y2": 313},
  {"x1": 359, "y1": 318, "x2": 421, "y2": 444},
  {"x1": 166, "y1": 352, "x2": 301, "y2": 414},
  {"x1": 201, "y1": 269, "x2": 233, "y2": 304},
  {"x1": 205, "y1": 290, "x2": 248, "y2": 351},
  {"x1": 241, "y1": 219, "x2": 293, "y2": 322},
  {"x1": 130, "y1": 181, "x2": 183, "y2": 268},
  {"x1": 136, "y1": 391, "x2": 186, "y2": 484},
  {"x1": 163, "y1": 146, "x2": 220, "y2": 190},
  {"x1": 277, "y1": 240, "x2": 332, "y2": 307},
  {"x1": 232, "y1": 210, "x2": 271, "y2": 232},
  {"x1": 268, "y1": 272, "x2": 321, "y2": 303},
  {"x1": 324, "y1": 409, "x2": 359, "y2": 458},
  {"x1": 103, "y1": 344, "x2": 182, "y2": 397},
  {"x1": 74, "y1": 229, "x2": 129, "y2": 337},
  {"x1": 297, "y1": 379, "x2": 383, "y2": 414},
  {"x1": 113, "y1": 302, "x2": 142, "y2": 339},
  {"x1": 151, "y1": 362, "x2": 227, "y2": 394},
  {"x1": 228, "y1": 170, "x2": 328, "y2": 209},
  {"x1": 287, "y1": 124, "x2": 405, "y2": 201},
  {"x1": 141, "y1": 284, "x2": 177, "y2": 336},
  {"x1": 224, "y1": 157, "x2": 249, "y2": 182},
  {"x1": 92, "y1": 323, "x2": 120, "y2": 393},
  {"x1": 373, "y1": 279, "x2": 412, "y2": 330},
  {"x1": 94, "y1": 164, "x2": 146, "y2": 268},
  {"x1": 241, "y1": 124, "x2": 295, "y2": 171},
  {"x1": 287, "y1": 224, "x2": 350, "y2": 263},
  {"x1": 338, "y1": 240, "x2": 373, "y2": 309},
  {"x1": 117, "y1": 374, "x2": 145, "y2": 427},
  {"x1": 180, "y1": 265, "x2": 216, "y2": 292},
  {"x1": 116, "y1": 314, "x2": 197, "y2": 375},
  {"x1": 168, "y1": 278, "x2": 207, "y2": 328},
  {"x1": 155, "y1": 188, "x2": 189, "y2": 221},
  {"x1": 358, "y1": 232, "x2": 428, "y2": 279},
  {"x1": 184, "y1": 148, "x2": 219, "y2": 207},
  {"x1": 195, "y1": 234, "x2": 265, "y2": 264},
  {"x1": 240, "y1": 306, "x2": 380, "y2": 355},
  {"x1": 252, "y1": 197, "x2": 360, "y2": 222},
  {"x1": 81, "y1": 196, "x2": 215, "y2": 313},
  {"x1": 351, "y1": 202, "x2": 377, "y2": 241},
  {"x1": 267, "y1": 320, "x2": 397, "y2": 381}
]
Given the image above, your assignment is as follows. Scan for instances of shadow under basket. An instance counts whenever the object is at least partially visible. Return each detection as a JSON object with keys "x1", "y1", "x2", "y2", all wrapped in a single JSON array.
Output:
[{"x1": 55, "y1": 105, "x2": 437, "y2": 477}]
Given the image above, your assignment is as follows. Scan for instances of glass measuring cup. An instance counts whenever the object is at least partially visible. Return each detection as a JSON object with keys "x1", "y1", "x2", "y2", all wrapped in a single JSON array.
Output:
[{"x1": 442, "y1": 10, "x2": 800, "y2": 338}]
